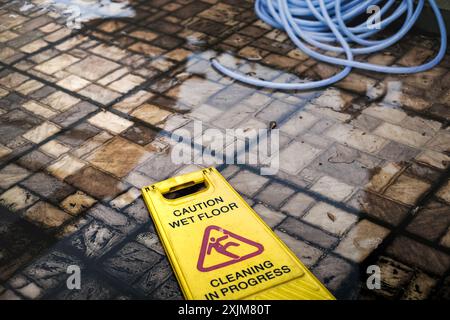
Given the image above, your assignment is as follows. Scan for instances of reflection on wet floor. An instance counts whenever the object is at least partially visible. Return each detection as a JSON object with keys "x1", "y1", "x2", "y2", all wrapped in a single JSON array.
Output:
[{"x1": 0, "y1": 0, "x2": 450, "y2": 300}]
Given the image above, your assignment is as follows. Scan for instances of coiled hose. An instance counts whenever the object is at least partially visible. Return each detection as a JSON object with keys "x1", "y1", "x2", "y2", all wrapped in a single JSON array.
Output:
[{"x1": 211, "y1": 0, "x2": 448, "y2": 90}]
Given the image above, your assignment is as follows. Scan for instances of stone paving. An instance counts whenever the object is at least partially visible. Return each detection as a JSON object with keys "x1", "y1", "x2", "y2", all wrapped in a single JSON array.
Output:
[{"x1": 0, "y1": 0, "x2": 450, "y2": 300}]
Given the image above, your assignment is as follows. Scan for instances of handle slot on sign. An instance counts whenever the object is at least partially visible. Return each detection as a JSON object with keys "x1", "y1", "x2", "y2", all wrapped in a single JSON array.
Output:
[{"x1": 163, "y1": 181, "x2": 208, "y2": 200}]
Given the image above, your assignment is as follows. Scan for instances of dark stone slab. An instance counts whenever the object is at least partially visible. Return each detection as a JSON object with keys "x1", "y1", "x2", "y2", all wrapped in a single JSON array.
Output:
[
  {"x1": 386, "y1": 236, "x2": 450, "y2": 275},
  {"x1": 277, "y1": 218, "x2": 338, "y2": 249},
  {"x1": 103, "y1": 242, "x2": 161, "y2": 284},
  {"x1": 21, "y1": 172, "x2": 74, "y2": 202},
  {"x1": 406, "y1": 200, "x2": 450, "y2": 241}
]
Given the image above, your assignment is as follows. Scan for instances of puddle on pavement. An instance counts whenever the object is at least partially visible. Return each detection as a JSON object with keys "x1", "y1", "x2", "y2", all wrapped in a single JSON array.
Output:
[{"x1": 18, "y1": 0, "x2": 136, "y2": 29}]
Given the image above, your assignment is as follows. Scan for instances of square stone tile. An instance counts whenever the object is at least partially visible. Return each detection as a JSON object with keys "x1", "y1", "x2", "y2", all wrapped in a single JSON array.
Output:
[
  {"x1": 47, "y1": 154, "x2": 86, "y2": 180},
  {"x1": 34, "y1": 54, "x2": 79, "y2": 74},
  {"x1": 24, "y1": 201, "x2": 72, "y2": 229},
  {"x1": 253, "y1": 204, "x2": 285, "y2": 228},
  {"x1": 113, "y1": 90, "x2": 154, "y2": 114},
  {"x1": 0, "y1": 164, "x2": 30, "y2": 189},
  {"x1": 86, "y1": 136, "x2": 151, "y2": 178},
  {"x1": 103, "y1": 242, "x2": 161, "y2": 284},
  {"x1": 78, "y1": 84, "x2": 121, "y2": 105},
  {"x1": 386, "y1": 236, "x2": 450, "y2": 275},
  {"x1": 22, "y1": 121, "x2": 60, "y2": 144},
  {"x1": 274, "y1": 230, "x2": 322, "y2": 267},
  {"x1": 72, "y1": 131, "x2": 113, "y2": 158},
  {"x1": 281, "y1": 193, "x2": 315, "y2": 217},
  {"x1": 312, "y1": 255, "x2": 355, "y2": 293},
  {"x1": 335, "y1": 220, "x2": 389, "y2": 263},
  {"x1": 366, "y1": 162, "x2": 402, "y2": 193},
  {"x1": 67, "y1": 56, "x2": 120, "y2": 81},
  {"x1": 374, "y1": 256, "x2": 414, "y2": 298},
  {"x1": 108, "y1": 74, "x2": 146, "y2": 93},
  {"x1": 436, "y1": 180, "x2": 450, "y2": 204},
  {"x1": 22, "y1": 101, "x2": 57, "y2": 119},
  {"x1": 402, "y1": 272, "x2": 437, "y2": 300},
  {"x1": 406, "y1": 200, "x2": 450, "y2": 242},
  {"x1": 416, "y1": 150, "x2": 450, "y2": 170},
  {"x1": 66, "y1": 166, "x2": 128, "y2": 201},
  {"x1": 88, "y1": 203, "x2": 137, "y2": 233},
  {"x1": 42, "y1": 91, "x2": 80, "y2": 111},
  {"x1": 20, "y1": 39, "x2": 48, "y2": 53},
  {"x1": 0, "y1": 109, "x2": 42, "y2": 145},
  {"x1": 40, "y1": 140, "x2": 70, "y2": 157},
  {"x1": 310, "y1": 176, "x2": 355, "y2": 201},
  {"x1": 0, "y1": 186, "x2": 39, "y2": 211},
  {"x1": 131, "y1": 104, "x2": 172, "y2": 126},
  {"x1": 21, "y1": 172, "x2": 74, "y2": 201},
  {"x1": 57, "y1": 75, "x2": 90, "y2": 91},
  {"x1": 228, "y1": 170, "x2": 269, "y2": 197},
  {"x1": 325, "y1": 123, "x2": 387, "y2": 154},
  {"x1": 279, "y1": 141, "x2": 322, "y2": 174},
  {"x1": 88, "y1": 111, "x2": 133, "y2": 134},
  {"x1": 384, "y1": 174, "x2": 431, "y2": 205},
  {"x1": 71, "y1": 221, "x2": 123, "y2": 258},
  {"x1": 303, "y1": 203, "x2": 358, "y2": 236},
  {"x1": 110, "y1": 188, "x2": 141, "y2": 209},
  {"x1": 373, "y1": 122, "x2": 431, "y2": 148},
  {"x1": 278, "y1": 218, "x2": 338, "y2": 249},
  {"x1": 60, "y1": 191, "x2": 97, "y2": 216},
  {"x1": 255, "y1": 182, "x2": 295, "y2": 208},
  {"x1": 347, "y1": 190, "x2": 410, "y2": 226},
  {"x1": 17, "y1": 150, "x2": 53, "y2": 171}
]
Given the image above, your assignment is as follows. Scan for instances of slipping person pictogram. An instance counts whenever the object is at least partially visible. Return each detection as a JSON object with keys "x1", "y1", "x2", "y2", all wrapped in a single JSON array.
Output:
[{"x1": 197, "y1": 225, "x2": 264, "y2": 272}]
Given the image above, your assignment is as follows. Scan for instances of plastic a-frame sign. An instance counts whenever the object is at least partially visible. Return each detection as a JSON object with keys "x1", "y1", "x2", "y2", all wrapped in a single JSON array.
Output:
[{"x1": 141, "y1": 167, "x2": 335, "y2": 300}]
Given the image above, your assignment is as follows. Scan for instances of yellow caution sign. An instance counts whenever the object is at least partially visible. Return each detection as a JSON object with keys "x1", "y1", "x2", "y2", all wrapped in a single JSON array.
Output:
[{"x1": 141, "y1": 167, "x2": 335, "y2": 300}]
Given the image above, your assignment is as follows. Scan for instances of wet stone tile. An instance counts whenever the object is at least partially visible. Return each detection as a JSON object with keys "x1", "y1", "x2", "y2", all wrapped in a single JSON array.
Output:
[
  {"x1": 0, "y1": 186, "x2": 39, "y2": 212},
  {"x1": 57, "y1": 122, "x2": 100, "y2": 147},
  {"x1": 21, "y1": 172, "x2": 74, "y2": 202},
  {"x1": 103, "y1": 242, "x2": 161, "y2": 284},
  {"x1": 51, "y1": 101, "x2": 97, "y2": 127},
  {"x1": 67, "y1": 56, "x2": 120, "y2": 81},
  {"x1": 0, "y1": 109, "x2": 42, "y2": 145},
  {"x1": 23, "y1": 250, "x2": 83, "y2": 290},
  {"x1": 348, "y1": 190, "x2": 410, "y2": 226},
  {"x1": 150, "y1": 277, "x2": 182, "y2": 300},
  {"x1": 275, "y1": 230, "x2": 323, "y2": 267},
  {"x1": 312, "y1": 255, "x2": 356, "y2": 294},
  {"x1": 60, "y1": 191, "x2": 97, "y2": 216},
  {"x1": 54, "y1": 275, "x2": 117, "y2": 300},
  {"x1": 24, "y1": 201, "x2": 72, "y2": 229},
  {"x1": 0, "y1": 164, "x2": 30, "y2": 189},
  {"x1": 134, "y1": 258, "x2": 173, "y2": 295},
  {"x1": 401, "y1": 272, "x2": 437, "y2": 300},
  {"x1": 17, "y1": 150, "x2": 53, "y2": 172},
  {"x1": 373, "y1": 256, "x2": 414, "y2": 299},
  {"x1": 255, "y1": 182, "x2": 295, "y2": 208},
  {"x1": 71, "y1": 220, "x2": 124, "y2": 258},
  {"x1": 303, "y1": 203, "x2": 358, "y2": 237},
  {"x1": 407, "y1": 200, "x2": 450, "y2": 241},
  {"x1": 88, "y1": 203, "x2": 137, "y2": 233},
  {"x1": 66, "y1": 165, "x2": 128, "y2": 201},
  {"x1": 386, "y1": 236, "x2": 450, "y2": 275},
  {"x1": 384, "y1": 174, "x2": 431, "y2": 206},
  {"x1": 335, "y1": 220, "x2": 390, "y2": 263},
  {"x1": 86, "y1": 136, "x2": 152, "y2": 178},
  {"x1": 121, "y1": 124, "x2": 158, "y2": 146},
  {"x1": 278, "y1": 218, "x2": 338, "y2": 249}
]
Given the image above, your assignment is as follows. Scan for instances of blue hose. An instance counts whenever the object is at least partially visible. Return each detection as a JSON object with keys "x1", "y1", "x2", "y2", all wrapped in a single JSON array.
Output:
[{"x1": 211, "y1": 0, "x2": 447, "y2": 90}]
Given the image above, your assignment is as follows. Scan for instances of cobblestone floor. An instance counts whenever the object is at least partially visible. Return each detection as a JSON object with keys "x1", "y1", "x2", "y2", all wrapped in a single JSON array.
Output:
[{"x1": 0, "y1": 0, "x2": 450, "y2": 300}]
